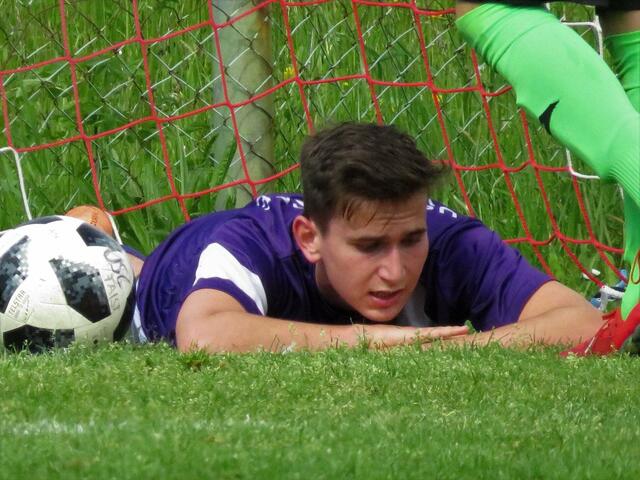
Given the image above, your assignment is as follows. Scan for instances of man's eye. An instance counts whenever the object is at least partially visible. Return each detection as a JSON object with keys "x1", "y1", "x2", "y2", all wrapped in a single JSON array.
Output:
[
  {"x1": 402, "y1": 235, "x2": 422, "y2": 245},
  {"x1": 356, "y1": 242, "x2": 381, "y2": 253},
  {"x1": 401, "y1": 235, "x2": 423, "y2": 247}
]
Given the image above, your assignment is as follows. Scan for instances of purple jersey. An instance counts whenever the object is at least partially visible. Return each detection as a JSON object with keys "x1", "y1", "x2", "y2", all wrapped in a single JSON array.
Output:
[{"x1": 136, "y1": 194, "x2": 551, "y2": 344}]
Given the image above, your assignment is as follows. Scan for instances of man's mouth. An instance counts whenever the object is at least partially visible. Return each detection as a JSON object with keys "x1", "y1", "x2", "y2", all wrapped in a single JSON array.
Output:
[{"x1": 369, "y1": 289, "x2": 403, "y2": 308}]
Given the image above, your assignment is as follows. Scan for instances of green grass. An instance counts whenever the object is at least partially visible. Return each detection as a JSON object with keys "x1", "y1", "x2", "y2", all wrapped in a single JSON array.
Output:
[{"x1": 1, "y1": 342, "x2": 639, "y2": 479}]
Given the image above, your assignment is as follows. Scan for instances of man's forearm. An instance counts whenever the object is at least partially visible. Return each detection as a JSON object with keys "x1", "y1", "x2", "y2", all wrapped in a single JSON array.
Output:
[
  {"x1": 444, "y1": 304, "x2": 603, "y2": 349},
  {"x1": 176, "y1": 310, "x2": 469, "y2": 353},
  {"x1": 177, "y1": 311, "x2": 363, "y2": 353}
]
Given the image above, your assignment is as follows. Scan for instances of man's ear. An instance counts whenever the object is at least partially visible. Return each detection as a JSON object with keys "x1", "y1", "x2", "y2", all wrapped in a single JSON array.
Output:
[{"x1": 292, "y1": 215, "x2": 322, "y2": 263}]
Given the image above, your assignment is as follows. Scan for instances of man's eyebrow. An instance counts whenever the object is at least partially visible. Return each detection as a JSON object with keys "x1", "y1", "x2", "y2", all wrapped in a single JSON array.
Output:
[
  {"x1": 406, "y1": 228, "x2": 427, "y2": 236},
  {"x1": 347, "y1": 235, "x2": 384, "y2": 243},
  {"x1": 348, "y1": 228, "x2": 427, "y2": 243}
]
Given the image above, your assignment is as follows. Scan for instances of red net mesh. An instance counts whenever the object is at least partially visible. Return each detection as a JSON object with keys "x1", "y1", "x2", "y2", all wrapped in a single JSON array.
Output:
[{"x1": 0, "y1": 0, "x2": 624, "y2": 291}]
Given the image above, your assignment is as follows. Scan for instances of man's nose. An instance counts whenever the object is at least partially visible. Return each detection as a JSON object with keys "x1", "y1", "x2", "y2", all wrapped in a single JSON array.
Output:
[{"x1": 378, "y1": 247, "x2": 404, "y2": 283}]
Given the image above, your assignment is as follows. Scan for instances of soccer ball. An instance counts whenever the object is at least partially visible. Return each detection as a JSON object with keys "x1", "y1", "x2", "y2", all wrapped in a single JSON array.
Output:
[{"x1": 0, "y1": 215, "x2": 135, "y2": 352}]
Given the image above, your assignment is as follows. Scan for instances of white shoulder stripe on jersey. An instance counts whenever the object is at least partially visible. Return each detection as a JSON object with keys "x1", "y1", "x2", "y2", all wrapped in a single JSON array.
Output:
[{"x1": 194, "y1": 243, "x2": 268, "y2": 315}]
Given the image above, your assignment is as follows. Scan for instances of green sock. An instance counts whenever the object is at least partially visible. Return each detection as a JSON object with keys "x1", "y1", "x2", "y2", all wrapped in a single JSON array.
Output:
[
  {"x1": 622, "y1": 197, "x2": 639, "y2": 318},
  {"x1": 607, "y1": 30, "x2": 640, "y2": 318},
  {"x1": 606, "y1": 30, "x2": 640, "y2": 111},
  {"x1": 456, "y1": 4, "x2": 640, "y2": 318}
]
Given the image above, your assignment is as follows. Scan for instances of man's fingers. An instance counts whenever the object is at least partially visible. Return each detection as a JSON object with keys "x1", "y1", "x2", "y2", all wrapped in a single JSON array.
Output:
[
  {"x1": 417, "y1": 325, "x2": 469, "y2": 341},
  {"x1": 366, "y1": 324, "x2": 470, "y2": 348}
]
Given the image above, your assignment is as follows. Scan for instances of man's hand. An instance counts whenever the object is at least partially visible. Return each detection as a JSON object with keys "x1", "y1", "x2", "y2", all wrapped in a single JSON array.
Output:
[{"x1": 357, "y1": 324, "x2": 469, "y2": 349}]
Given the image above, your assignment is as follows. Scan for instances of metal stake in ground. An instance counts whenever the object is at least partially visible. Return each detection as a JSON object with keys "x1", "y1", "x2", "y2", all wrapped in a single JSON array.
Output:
[{"x1": 211, "y1": 0, "x2": 275, "y2": 209}]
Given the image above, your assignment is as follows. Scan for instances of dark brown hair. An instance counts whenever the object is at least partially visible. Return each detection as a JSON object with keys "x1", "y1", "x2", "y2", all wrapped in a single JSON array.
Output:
[{"x1": 300, "y1": 122, "x2": 445, "y2": 231}]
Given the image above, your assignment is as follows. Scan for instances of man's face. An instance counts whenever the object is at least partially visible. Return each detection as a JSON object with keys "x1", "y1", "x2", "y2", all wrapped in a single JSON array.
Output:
[{"x1": 314, "y1": 193, "x2": 428, "y2": 322}]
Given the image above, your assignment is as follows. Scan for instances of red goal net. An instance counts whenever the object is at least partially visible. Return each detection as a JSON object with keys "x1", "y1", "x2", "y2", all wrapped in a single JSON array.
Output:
[{"x1": 0, "y1": 0, "x2": 625, "y2": 295}]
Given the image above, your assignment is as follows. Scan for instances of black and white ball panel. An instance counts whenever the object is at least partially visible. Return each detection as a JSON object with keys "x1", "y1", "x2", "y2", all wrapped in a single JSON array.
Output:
[
  {"x1": 113, "y1": 284, "x2": 136, "y2": 341},
  {"x1": 19, "y1": 216, "x2": 64, "y2": 226},
  {"x1": 49, "y1": 257, "x2": 111, "y2": 322},
  {"x1": 3, "y1": 324, "x2": 75, "y2": 353},
  {"x1": 76, "y1": 223, "x2": 121, "y2": 251},
  {"x1": 0, "y1": 235, "x2": 30, "y2": 314}
]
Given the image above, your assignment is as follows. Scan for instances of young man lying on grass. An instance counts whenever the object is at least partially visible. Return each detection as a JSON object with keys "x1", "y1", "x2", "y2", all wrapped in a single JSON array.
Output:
[{"x1": 120, "y1": 122, "x2": 614, "y2": 354}]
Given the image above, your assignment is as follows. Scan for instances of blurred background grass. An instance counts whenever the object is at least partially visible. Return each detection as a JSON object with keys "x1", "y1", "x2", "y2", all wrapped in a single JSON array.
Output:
[{"x1": 0, "y1": 0, "x2": 624, "y2": 294}]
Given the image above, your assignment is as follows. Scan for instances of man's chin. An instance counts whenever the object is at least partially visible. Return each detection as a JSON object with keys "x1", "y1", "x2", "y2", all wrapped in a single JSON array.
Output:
[{"x1": 360, "y1": 307, "x2": 403, "y2": 324}]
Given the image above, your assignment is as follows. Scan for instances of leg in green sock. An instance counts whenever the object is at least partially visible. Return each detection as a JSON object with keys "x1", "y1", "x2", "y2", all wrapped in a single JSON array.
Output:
[
  {"x1": 621, "y1": 198, "x2": 640, "y2": 318},
  {"x1": 605, "y1": 30, "x2": 640, "y2": 107},
  {"x1": 604, "y1": 25, "x2": 640, "y2": 318},
  {"x1": 456, "y1": 3, "x2": 640, "y2": 317}
]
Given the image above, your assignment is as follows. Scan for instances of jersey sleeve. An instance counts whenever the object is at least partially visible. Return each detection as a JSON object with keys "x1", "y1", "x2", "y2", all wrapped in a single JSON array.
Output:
[
  {"x1": 426, "y1": 220, "x2": 553, "y2": 331},
  {"x1": 187, "y1": 219, "x2": 278, "y2": 316}
]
